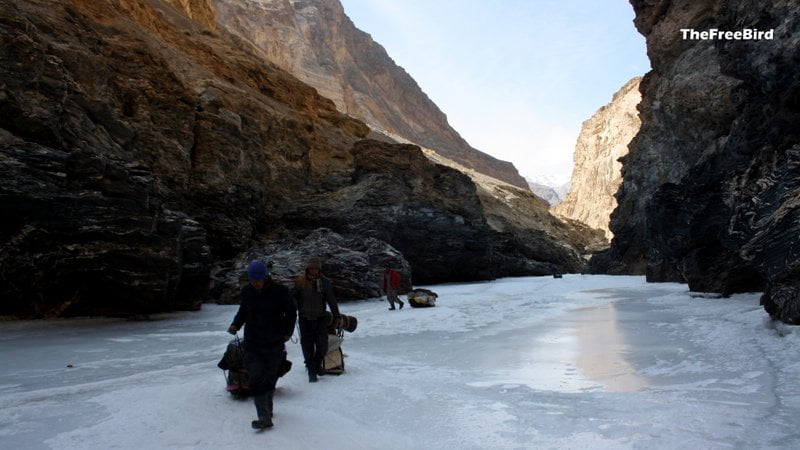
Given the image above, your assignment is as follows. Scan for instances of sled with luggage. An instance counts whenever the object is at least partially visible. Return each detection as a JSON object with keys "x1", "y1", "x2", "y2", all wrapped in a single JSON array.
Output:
[
  {"x1": 217, "y1": 336, "x2": 292, "y2": 399},
  {"x1": 407, "y1": 288, "x2": 438, "y2": 307},
  {"x1": 322, "y1": 312, "x2": 358, "y2": 375},
  {"x1": 217, "y1": 311, "x2": 357, "y2": 391}
]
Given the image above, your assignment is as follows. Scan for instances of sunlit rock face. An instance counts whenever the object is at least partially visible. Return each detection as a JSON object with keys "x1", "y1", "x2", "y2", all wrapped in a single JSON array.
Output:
[
  {"x1": 211, "y1": 0, "x2": 598, "y2": 279},
  {"x1": 0, "y1": 0, "x2": 587, "y2": 318},
  {"x1": 166, "y1": 0, "x2": 217, "y2": 30},
  {"x1": 0, "y1": 0, "x2": 366, "y2": 317},
  {"x1": 0, "y1": 0, "x2": 494, "y2": 317},
  {"x1": 212, "y1": 0, "x2": 530, "y2": 190},
  {"x1": 554, "y1": 77, "x2": 642, "y2": 241},
  {"x1": 599, "y1": 0, "x2": 800, "y2": 322}
]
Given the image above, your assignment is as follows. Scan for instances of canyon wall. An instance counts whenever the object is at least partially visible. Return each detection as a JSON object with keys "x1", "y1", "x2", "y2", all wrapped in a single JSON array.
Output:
[
  {"x1": 212, "y1": 0, "x2": 530, "y2": 190},
  {"x1": 598, "y1": 0, "x2": 800, "y2": 323},
  {"x1": 555, "y1": 77, "x2": 641, "y2": 240},
  {"x1": 210, "y1": 0, "x2": 599, "y2": 269},
  {"x1": 166, "y1": 0, "x2": 217, "y2": 30},
  {"x1": 0, "y1": 0, "x2": 584, "y2": 318}
]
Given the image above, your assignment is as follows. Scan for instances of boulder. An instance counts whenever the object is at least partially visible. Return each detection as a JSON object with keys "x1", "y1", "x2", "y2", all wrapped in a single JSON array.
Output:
[{"x1": 213, "y1": 228, "x2": 411, "y2": 304}]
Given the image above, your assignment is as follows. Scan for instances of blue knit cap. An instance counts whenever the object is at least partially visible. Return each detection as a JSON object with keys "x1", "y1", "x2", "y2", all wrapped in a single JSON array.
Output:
[{"x1": 247, "y1": 260, "x2": 268, "y2": 281}]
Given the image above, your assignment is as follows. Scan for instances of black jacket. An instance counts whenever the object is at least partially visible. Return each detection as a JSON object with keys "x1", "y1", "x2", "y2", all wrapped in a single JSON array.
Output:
[{"x1": 231, "y1": 280, "x2": 297, "y2": 349}]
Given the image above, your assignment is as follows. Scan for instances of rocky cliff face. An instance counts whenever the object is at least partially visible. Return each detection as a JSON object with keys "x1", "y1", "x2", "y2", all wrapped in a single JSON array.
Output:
[
  {"x1": 211, "y1": 0, "x2": 530, "y2": 190},
  {"x1": 422, "y1": 150, "x2": 602, "y2": 273},
  {"x1": 598, "y1": 0, "x2": 800, "y2": 323},
  {"x1": 0, "y1": 0, "x2": 584, "y2": 318},
  {"x1": 211, "y1": 0, "x2": 595, "y2": 279},
  {"x1": 165, "y1": 0, "x2": 217, "y2": 30},
  {"x1": 554, "y1": 77, "x2": 642, "y2": 240},
  {"x1": 0, "y1": 0, "x2": 363, "y2": 317}
]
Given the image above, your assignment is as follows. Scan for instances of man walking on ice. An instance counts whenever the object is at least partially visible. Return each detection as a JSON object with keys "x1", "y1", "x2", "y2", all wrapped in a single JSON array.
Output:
[{"x1": 228, "y1": 260, "x2": 296, "y2": 429}]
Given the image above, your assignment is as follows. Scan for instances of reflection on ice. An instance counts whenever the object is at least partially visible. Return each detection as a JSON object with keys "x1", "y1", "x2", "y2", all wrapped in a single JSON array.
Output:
[
  {"x1": 574, "y1": 302, "x2": 649, "y2": 392},
  {"x1": 468, "y1": 327, "x2": 600, "y2": 393},
  {"x1": 470, "y1": 296, "x2": 651, "y2": 394}
]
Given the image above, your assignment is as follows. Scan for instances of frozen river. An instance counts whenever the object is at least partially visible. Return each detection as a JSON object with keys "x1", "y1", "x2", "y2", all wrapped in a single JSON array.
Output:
[{"x1": 1, "y1": 275, "x2": 798, "y2": 449}]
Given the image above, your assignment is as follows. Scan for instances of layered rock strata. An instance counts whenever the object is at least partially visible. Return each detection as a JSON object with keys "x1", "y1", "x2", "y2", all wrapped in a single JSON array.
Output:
[
  {"x1": 210, "y1": 0, "x2": 595, "y2": 279},
  {"x1": 212, "y1": 0, "x2": 530, "y2": 190},
  {"x1": 422, "y1": 149, "x2": 604, "y2": 268},
  {"x1": 554, "y1": 77, "x2": 642, "y2": 240},
  {"x1": 0, "y1": 144, "x2": 211, "y2": 317},
  {"x1": 0, "y1": 0, "x2": 584, "y2": 318},
  {"x1": 166, "y1": 0, "x2": 217, "y2": 30},
  {"x1": 599, "y1": 0, "x2": 800, "y2": 322},
  {"x1": 270, "y1": 139, "x2": 587, "y2": 287},
  {"x1": 0, "y1": 0, "x2": 362, "y2": 316}
]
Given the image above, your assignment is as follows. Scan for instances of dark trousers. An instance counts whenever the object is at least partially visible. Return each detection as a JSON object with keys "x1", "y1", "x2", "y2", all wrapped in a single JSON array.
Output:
[
  {"x1": 386, "y1": 289, "x2": 400, "y2": 308},
  {"x1": 299, "y1": 317, "x2": 328, "y2": 372},
  {"x1": 243, "y1": 345, "x2": 284, "y2": 396}
]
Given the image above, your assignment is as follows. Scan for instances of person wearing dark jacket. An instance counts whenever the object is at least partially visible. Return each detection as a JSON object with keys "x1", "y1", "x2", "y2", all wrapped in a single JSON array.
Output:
[
  {"x1": 228, "y1": 260, "x2": 296, "y2": 430},
  {"x1": 292, "y1": 256, "x2": 340, "y2": 382}
]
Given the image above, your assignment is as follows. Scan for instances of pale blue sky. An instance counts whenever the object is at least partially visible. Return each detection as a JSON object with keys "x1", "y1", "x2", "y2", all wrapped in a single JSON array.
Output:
[{"x1": 339, "y1": 0, "x2": 650, "y2": 184}]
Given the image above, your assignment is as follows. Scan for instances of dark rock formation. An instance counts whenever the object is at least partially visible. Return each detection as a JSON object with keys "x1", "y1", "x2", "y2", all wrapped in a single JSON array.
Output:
[
  {"x1": 421, "y1": 150, "x2": 596, "y2": 273},
  {"x1": 600, "y1": 0, "x2": 800, "y2": 322},
  {"x1": 212, "y1": 0, "x2": 530, "y2": 190},
  {"x1": 281, "y1": 139, "x2": 495, "y2": 284},
  {"x1": 475, "y1": 180, "x2": 605, "y2": 268},
  {"x1": 284, "y1": 139, "x2": 589, "y2": 283},
  {"x1": 0, "y1": 0, "x2": 369, "y2": 317},
  {"x1": 0, "y1": 144, "x2": 210, "y2": 317},
  {"x1": 0, "y1": 0, "x2": 586, "y2": 318}
]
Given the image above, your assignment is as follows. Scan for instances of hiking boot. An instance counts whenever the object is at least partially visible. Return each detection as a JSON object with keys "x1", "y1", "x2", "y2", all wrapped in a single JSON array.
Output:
[
  {"x1": 316, "y1": 367, "x2": 326, "y2": 376},
  {"x1": 388, "y1": 306, "x2": 396, "y2": 310},
  {"x1": 308, "y1": 371, "x2": 318, "y2": 383},
  {"x1": 251, "y1": 417, "x2": 273, "y2": 429},
  {"x1": 399, "y1": 301, "x2": 404, "y2": 310},
  {"x1": 252, "y1": 392, "x2": 272, "y2": 428}
]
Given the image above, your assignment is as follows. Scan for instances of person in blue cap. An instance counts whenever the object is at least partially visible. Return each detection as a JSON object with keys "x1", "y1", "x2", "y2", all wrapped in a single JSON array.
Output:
[{"x1": 228, "y1": 260, "x2": 296, "y2": 430}]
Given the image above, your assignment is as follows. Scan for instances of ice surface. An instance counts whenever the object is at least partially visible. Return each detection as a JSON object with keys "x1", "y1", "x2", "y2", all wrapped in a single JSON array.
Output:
[{"x1": 1, "y1": 275, "x2": 798, "y2": 449}]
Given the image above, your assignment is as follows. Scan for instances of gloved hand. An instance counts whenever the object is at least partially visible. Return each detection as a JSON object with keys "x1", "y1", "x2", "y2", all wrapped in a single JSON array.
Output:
[{"x1": 227, "y1": 325, "x2": 238, "y2": 335}]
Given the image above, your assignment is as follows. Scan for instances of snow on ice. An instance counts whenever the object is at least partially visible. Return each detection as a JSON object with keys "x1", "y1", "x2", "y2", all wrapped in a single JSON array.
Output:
[{"x1": 1, "y1": 275, "x2": 799, "y2": 449}]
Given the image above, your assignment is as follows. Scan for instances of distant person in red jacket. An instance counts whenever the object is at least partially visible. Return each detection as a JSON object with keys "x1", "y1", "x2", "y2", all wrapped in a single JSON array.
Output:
[{"x1": 382, "y1": 263, "x2": 404, "y2": 310}]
